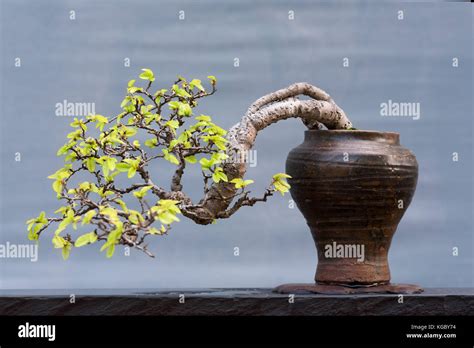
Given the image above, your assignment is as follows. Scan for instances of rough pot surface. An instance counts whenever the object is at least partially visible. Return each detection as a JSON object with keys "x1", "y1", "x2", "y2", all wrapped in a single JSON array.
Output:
[{"x1": 286, "y1": 130, "x2": 418, "y2": 285}]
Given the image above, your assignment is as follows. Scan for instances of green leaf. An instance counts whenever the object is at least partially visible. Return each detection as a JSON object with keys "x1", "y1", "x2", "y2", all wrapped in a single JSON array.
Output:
[
  {"x1": 116, "y1": 162, "x2": 131, "y2": 172},
  {"x1": 158, "y1": 199, "x2": 181, "y2": 210},
  {"x1": 135, "y1": 95, "x2": 145, "y2": 105},
  {"x1": 272, "y1": 173, "x2": 292, "y2": 196},
  {"x1": 62, "y1": 242, "x2": 72, "y2": 260},
  {"x1": 28, "y1": 229, "x2": 39, "y2": 241},
  {"x1": 157, "y1": 212, "x2": 179, "y2": 224},
  {"x1": 48, "y1": 167, "x2": 72, "y2": 181},
  {"x1": 87, "y1": 114, "x2": 108, "y2": 131},
  {"x1": 123, "y1": 157, "x2": 141, "y2": 169},
  {"x1": 162, "y1": 149, "x2": 180, "y2": 165},
  {"x1": 128, "y1": 87, "x2": 143, "y2": 94},
  {"x1": 169, "y1": 139, "x2": 180, "y2": 149},
  {"x1": 39, "y1": 212, "x2": 47, "y2": 224},
  {"x1": 144, "y1": 113, "x2": 161, "y2": 125},
  {"x1": 168, "y1": 101, "x2": 180, "y2": 110},
  {"x1": 274, "y1": 181, "x2": 290, "y2": 195},
  {"x1": 178, "y1": 75, "x2": 188, "y2": 82},
  {"x1": 55, "y1": 209, "x2": 80, "y2": 234},
  {"x1": 106, "y1": 244, "x2": 115, "y2": 258},
  {"x1": 56, "y1": 142, "x2": 75, "y2": 156},
  {"x1": 144, "y1": 138, "x2": 158, "y2": 148},
  {"x1": 113, "y1": 199, "x2": 128, "y2": 214},
  {"x1": 211, "y1": 152, "x2": 229, "y2": 162},
  {"x1": 230, "y1": 178, "x2": 254, "y2": 189},
  {"x1": 189, "y1": 79, "x2": 205, "y2": 92},
  {"x1": 207, "y1": 75, "x2": 217, "y2": 85},
  {"x1": 128, "y1": 210, "x2": 145, "y2": 225},
  {"x1": 54, "y1": 206, "x2": 69, "y2": 215},
  {"x1": 151, "y1": 200, "x2": 181, "y2": 225},
  {"x1": 110, "y1": 221, "x2": 124, "y2": 239},
  {"x1": 67, "y1": 129, "x2": 83, "y2": 141},
  {"x1": 177, "y1": 131, "x2": 190, "y2": 144},
  {"x1": 212, "y1": 167, "x2": 228, "y2": 183},
  {"x1": 172, "y1": 84, "x2": 191, "y2": 98},
  {"x1": 70, "y1": 118, "x2": 87, "y2": 131},
  {"x1": 52, "y1": 180, "x2": 63, "y2": 195},
  {"x1": 100, "y1": 241, "x2": 112, "y2": 252},
  {"x1": 97, "y1": 156, "x2": 117, "y2": 177},
  {"x1": 100, "y1": 206, "x2": 120, "y2": 223},
  {"x1": 165, "y1": 120, "x2": 180, "y2": 130},
  {"x1": 178, "y1": 103, "x2": 192, "y2": 116},
  {"x1": 154, "y1": 88, "x2": 168, "y2": 98},
  {"x1": 272, "y1": 173, "x2": 292, "y2": 181},
  {"x1": 214, "y1": 140, "x2": 227, "y2": 151},
  {"x1": 195, "y1": 115, "x2": 212, "y2": 122},
  {"x1": 133, "y1": 185, "x2": 153, "y2": 199},
  {"x1": 120, "y1": 96, "x2": 131, "y2": 108},
  {"x1": 84, "y1": 157, "x2": 96, "y2": 172},
  {"x1": 184, "y1": 155, "x2": 197, "y2": 164},
  {"x1": 75, "y1": 232, "x2": 98, "y2": 247},
  {"x1": 26, "y1": 211, "x2": 48, "y2": 228},
  {"x1": 199, "y1": 157, "x2": 215, "y2": 170},
  {"x1": 26, "y1": 211, "x2": 48, "y2": 241},
  {"x1": 122, "y1": 126, "x2": 137, "y2": 138},
  {"x1": 82, "y1": 210, "x2": 96, "y2": 225},
  {"x1": 52, "y1": 235, "x2": 67, "y2": 248},
  {"x1": 139, "y1": 68, "x2": 155, "y2": 82},
  {"x1": 148, "y1": 226, "x2": 166, "y2": 235},
  {"x1": 201, "y1": 134, "x2": 228, "y2": 150},
  {"x1": 203, "y1": 124, "x2": 227, "y2": 136},
  {"x1": 127, "y1": 167, "x2": 137, "y2": 178},
  {"x1": 140, "y1": 104, "x2": 153, "y2": 116},
  {"x1": 78, "y1": 182, "x2": 93, "y2": 192}
]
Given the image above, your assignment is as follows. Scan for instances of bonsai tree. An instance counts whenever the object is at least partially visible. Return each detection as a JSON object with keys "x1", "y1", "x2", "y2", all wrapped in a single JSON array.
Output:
[{"x1": 26, "y1": 69, "x2": 353, "y2": 259}]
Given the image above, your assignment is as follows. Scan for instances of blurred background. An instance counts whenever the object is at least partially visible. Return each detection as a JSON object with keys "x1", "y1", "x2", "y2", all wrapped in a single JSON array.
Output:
[{"x1": 0, "y1": 0, "x2": 472, "y2": 290}]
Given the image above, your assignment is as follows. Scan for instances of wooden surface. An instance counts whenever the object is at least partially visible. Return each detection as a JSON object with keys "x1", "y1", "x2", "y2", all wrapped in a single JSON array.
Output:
[{"x1": 0, "y1": 288, "x2": 472, "y2": 316}]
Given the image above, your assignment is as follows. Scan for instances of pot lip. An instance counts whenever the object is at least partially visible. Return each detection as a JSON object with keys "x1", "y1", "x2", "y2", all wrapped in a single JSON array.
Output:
[
  {"x1": 305, "y1": 129, "x2": 400, "y2": 136},
  {"x1": 304, "y1": 129, "x2": 401, "y2": 145}
]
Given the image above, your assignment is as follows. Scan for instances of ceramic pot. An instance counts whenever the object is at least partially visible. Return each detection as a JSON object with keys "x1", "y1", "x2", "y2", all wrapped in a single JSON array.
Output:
[{"x1": 286, "y1": 130, "x2": 418, "y2": 286}]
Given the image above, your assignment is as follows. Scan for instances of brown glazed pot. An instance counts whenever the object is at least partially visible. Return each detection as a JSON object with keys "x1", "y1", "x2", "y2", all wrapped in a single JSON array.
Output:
[{"x1": 286, "y1": 130, "x2": 418, "y2": 286}]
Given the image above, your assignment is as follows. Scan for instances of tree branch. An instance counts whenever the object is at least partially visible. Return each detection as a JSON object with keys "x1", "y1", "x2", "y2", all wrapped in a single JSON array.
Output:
[{"x1": 188, "y1": 83, "x2": 353, "y2": 225}]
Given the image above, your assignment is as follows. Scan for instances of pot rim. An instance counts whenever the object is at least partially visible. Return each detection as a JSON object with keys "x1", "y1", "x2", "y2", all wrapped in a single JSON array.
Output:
[
  {"x1": 304, "y1": 129, "x2": 400, "y2": 144},
  {"x1": 305, "y1": 129, "x2": 399, "y2": 136}
]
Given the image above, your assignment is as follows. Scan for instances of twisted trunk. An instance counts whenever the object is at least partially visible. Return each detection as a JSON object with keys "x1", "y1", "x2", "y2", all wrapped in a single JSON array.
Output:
[{"x1": 181, "y1": 82, "x2": 353, "y2": 224}]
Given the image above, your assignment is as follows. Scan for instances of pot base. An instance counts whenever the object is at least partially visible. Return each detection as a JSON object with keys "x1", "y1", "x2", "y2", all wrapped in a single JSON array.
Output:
[{"x1": 274, "y1": 283, "x2": 423, "y2": 295}]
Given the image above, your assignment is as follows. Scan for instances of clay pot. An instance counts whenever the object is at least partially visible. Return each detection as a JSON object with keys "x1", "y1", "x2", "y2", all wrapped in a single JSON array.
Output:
[{"x1": 286, "y1": 130, "x2": 418, "y2": 286}]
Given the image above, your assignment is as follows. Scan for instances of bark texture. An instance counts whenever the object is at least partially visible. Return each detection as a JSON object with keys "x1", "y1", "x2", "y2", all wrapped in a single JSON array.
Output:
[{"x1": 181, "y1": 83, "x2": 352, "y2": 225}]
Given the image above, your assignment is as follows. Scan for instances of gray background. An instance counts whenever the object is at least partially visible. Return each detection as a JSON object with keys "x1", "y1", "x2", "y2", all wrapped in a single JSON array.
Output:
[{"x1": 0, "y1": 0, "x2": 472, "y2": 290}]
